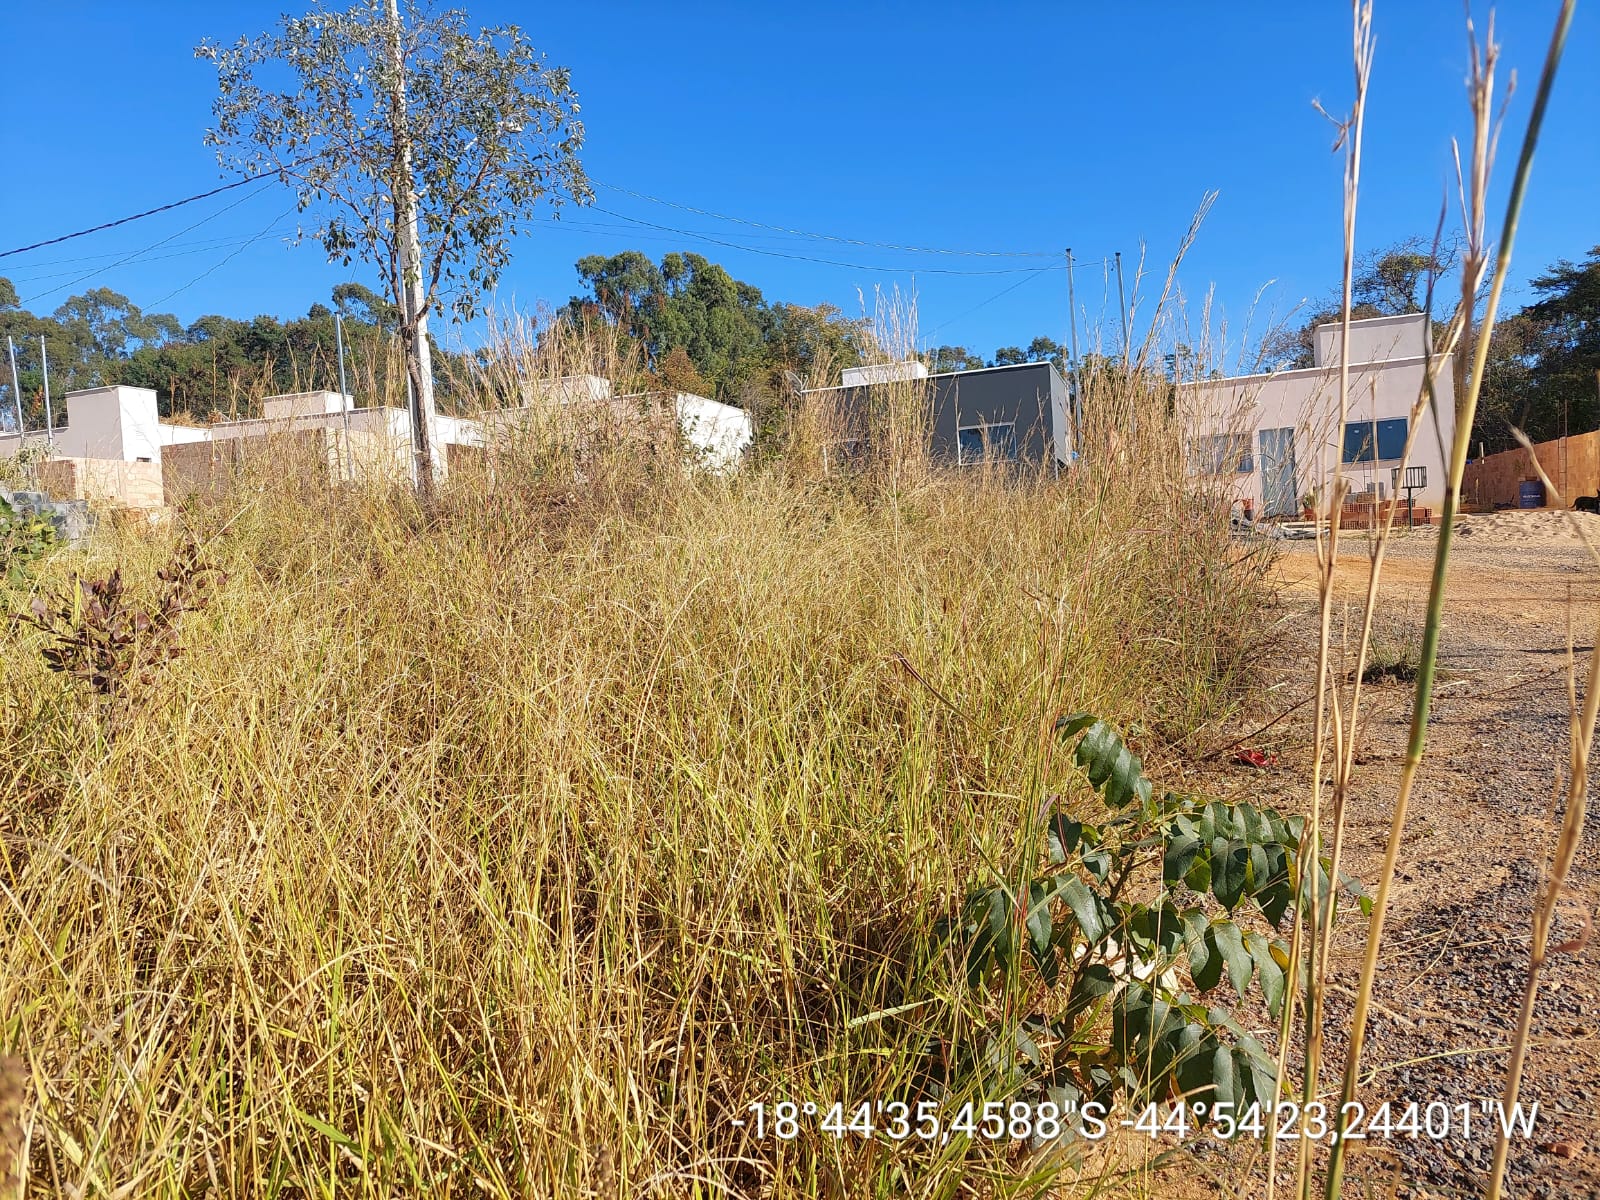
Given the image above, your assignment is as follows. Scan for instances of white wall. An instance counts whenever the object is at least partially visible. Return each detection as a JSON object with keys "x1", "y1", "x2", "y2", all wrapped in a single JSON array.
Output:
[
  {"x1": 262, "y1": 390, "x2": 353, "y2": 419},
  {"x1": 1313, "y1": 312, "x2": 1429, "y2": 370},
  {"x1": 1187, "y1": 313, "x2": 1455, "y2": 512},
  {"x1": 842, "y1": 361, "x2": 929, "y2": 386},
  {"x1": 52, "y1": 386, "x2": 163, "y2": 462},
  {"x1": 676, "y1": 393, "x2": 753, "y2": 473},
  {"x1": 159, "y1": 423, "x2": 214, "y2": 446}
]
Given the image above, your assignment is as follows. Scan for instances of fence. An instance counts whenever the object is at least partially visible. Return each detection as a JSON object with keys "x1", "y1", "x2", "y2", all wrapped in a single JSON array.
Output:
[{"x1": 1461, "y1": 431, "x2": 1600, "y2": 509}]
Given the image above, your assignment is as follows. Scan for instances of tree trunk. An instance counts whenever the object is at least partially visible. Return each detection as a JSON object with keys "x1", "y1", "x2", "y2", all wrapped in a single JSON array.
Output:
[{"x1": 387, "y1": 0, "x2": 441, "y2": 498}]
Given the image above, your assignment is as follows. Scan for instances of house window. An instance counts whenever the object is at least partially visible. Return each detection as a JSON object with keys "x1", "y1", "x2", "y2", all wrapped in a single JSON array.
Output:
[
  {"x1": 1376, "y1": 417, "x2": 1408, "y2": 461},
  {"x1": 1344, "y1": 418, "x2": 1409, "y2": 464},
  {"x1": 1190, "y1": 432, "x2": 1253, "y2": 475},
  {"x1": 1342, "y1": 421, "x2": 1376, "y2": 464},
  {"x1": 957, "y1": 423, "x2": 1017, "y2": 465}
]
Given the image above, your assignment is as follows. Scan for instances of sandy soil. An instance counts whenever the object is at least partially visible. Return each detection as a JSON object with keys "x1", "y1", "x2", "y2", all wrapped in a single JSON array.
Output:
[{"x1": 1170, "y1": 509, "x2": 1600, "y2": 1199}]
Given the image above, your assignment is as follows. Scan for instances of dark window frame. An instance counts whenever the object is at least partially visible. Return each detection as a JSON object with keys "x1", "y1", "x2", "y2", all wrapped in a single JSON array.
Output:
[
  {"x1": 1342, "y1": 421, "x2": 1376, "y2": 465},
  {"x1": 957, "y1": 422, "x2": 1018, "y2": 465},
  {"x1": 1375, "y1": 417, "x2": 1408, "y2": 461}
]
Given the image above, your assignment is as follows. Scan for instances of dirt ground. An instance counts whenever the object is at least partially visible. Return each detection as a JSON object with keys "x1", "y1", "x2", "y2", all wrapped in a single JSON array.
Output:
[{"x1": 1163, "y1": 509, "x2": 1600, "y2": 1200}]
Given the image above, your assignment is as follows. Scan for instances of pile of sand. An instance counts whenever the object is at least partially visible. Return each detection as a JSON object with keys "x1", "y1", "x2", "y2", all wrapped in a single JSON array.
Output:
[{"x1": 1431, "y1": 508, "x2": 1600, "y2": 545}]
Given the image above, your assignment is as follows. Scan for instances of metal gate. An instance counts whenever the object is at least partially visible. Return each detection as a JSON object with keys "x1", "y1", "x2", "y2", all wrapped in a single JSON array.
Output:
[{"x1": 1259, "y1": 427, "x2": 1299, "y2": 518}]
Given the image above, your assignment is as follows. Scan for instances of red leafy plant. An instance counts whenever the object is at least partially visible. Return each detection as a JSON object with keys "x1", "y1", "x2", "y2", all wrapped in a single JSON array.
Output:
[{"x1": 18, "y1": 540, "x2": 225, "y2": 734}]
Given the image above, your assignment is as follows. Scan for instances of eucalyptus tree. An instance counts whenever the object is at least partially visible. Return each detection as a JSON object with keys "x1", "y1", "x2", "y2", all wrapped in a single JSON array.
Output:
[{"x1": 198, "y1": 0, "x2": 590, "y2": 494}]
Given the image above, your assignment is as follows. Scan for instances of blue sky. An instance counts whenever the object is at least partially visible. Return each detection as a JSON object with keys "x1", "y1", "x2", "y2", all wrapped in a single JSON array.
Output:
[{"x1": 0, "y1": 2, "x2": 1593, "y2": 371}]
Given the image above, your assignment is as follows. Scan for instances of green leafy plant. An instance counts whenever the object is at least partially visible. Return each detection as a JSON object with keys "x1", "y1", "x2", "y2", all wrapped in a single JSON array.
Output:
[
  {"x1": 0, "y1": 495, "x2": 58, "y2": 587},
  {"x1": 946, "y1": 714, "x2": 1367, "y2": 1124},
  {"x1": 0, "y1": 443, "x2": 47, "y2": 492}
]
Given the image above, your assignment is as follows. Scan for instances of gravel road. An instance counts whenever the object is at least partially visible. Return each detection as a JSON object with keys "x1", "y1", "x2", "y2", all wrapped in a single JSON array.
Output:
[{"x1": 1182, "y1": 511, "x2": 1600, "y2": 1199}]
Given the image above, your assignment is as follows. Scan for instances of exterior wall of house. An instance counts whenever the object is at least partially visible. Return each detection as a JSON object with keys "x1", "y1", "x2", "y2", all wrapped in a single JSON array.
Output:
[
  {"x1": 842, "y1": 361, "x2": 930, "y2": 387},
  {"x1": 51, "y1": 386, "x2": 163, "y2": 462},
  {"x1": 802, "y1": 361, "x2": 1069, "y2": 468},
  {"x1": 40, "y1": 457, "x2": 165, "y2": 508},
  {"x1": 1186, "y1": 313, "x2": 1455, "y2": 514},
  {"x1": 675, "y1": 392, "x2": 753, "y2": 472},
  {"x1": 1313, "y1": 312, "x2": 1429, "y2": 370},
  {"x1": 929, "y1": 362, "x2": 1064, "y2": 466},
  {"x1": 23, "y1": 378, "x2": 750, "y2": 506}
]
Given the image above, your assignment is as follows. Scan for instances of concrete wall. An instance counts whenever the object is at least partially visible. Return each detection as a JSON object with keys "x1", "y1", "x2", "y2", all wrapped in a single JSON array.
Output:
[
  {"x1": 162, "y1": 427, "x2": 411, "y2": 502},
  {"x1": 1313, "y1": 312, "x2": 1429, "y2": 370},
  {"x1": 675, "y1": 392, "x2": 753, "y2": 472},
  {"x1": 40, "y1": 457, "x2": 164, "y2": 508},
  {"x1": 931, "y1": 362, "x2": 1064, "y2": 467},
  {"x1": 52, "y1": 386, "x2": 163, "y2": 462},
  {"x1": 1462, "y1": 432, "x2": 1600, "y2": 509},
  {"x1": 1186, "y1": 313, "x2": 1455, "y2": 514},
  {"x1": 803, "y1": 361, "x2": 1068, "y2": 468},
  {"x1": 843, "y1": 361, "x2": 930, "y2": 387}
]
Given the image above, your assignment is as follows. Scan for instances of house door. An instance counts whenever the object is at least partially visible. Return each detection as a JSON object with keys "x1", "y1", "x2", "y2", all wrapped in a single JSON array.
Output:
[{"x1": 1259, "y1": 427, "x2": 1298, "y2": 517}]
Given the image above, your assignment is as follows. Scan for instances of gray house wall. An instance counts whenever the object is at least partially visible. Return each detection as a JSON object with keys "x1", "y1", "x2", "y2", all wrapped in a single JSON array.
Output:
[{"x1": 806, "y1": 361, "x2": 1070, "y2": 467}]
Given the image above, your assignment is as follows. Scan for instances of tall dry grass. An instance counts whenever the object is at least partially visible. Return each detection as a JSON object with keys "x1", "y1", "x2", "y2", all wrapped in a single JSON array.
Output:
[{"x1": 0, "y1": 339, "x2": 1268, "y2": 1197}]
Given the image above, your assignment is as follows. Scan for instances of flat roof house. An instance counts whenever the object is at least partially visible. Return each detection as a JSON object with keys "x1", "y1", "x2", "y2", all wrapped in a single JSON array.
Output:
[
  {"x1": 801, "y1": 359, "x2": 1074, "y2": 469},
  {"x1": 1, "y1": 375, "x2": 754, "y2": 508},
  {"x1": 1181, "y1": 312, "x2": 1456, "y2": 518}
]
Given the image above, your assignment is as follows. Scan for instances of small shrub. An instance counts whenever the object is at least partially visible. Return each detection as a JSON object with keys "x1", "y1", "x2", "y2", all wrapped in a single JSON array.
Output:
[
  {"x1": 0, "y1": 494, "x2": 57, "y2": 587},
  {"x1": 18, "y1": 539, "x2": 225, "y2": 733},
  {"x1": 944, "y1": 715, "x2": 1367, "y2": 1129}
]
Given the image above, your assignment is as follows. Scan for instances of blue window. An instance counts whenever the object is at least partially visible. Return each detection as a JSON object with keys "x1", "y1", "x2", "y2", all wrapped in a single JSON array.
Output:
[
  {"x1": 1345, "y1": 418, "x2": 1409, "y2": 463},
  {"x1": 1376, "y1": 417, "x2": 1408, "y2": 461},
  {"x1": 958, "y1": 423, "x2": 1017, "y2": 464},
  {"x1": 1342, "y1": 421, "x2": 1376, "y2": 464}
]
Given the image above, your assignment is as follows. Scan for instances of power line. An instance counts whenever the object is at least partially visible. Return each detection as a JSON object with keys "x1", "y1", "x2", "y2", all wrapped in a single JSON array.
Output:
[
  {"x1": 592, "y1": 178, "x2": 1061, "y2": 259},
  {"x1": 22, "y1": 184, "x2": 279, "y2": 308},
  {"x1": 5, "y1": 227, "x2": 300, "y2": 288},
  {"x1": 145, "y1": 207, "x2": 300, "y2": 310},
  {"x1": 6, "y1": 226, "x2": 292, "y2": 274},
  {"x1": 588, "y1": 205, "x2": 1067, "y2": 276},
  {"x1": 922, "y1": 267, "x2": 1060, "y2": 341},
  {"x1": 0, "y1": 142, "x2": 367, "y2": 261}
]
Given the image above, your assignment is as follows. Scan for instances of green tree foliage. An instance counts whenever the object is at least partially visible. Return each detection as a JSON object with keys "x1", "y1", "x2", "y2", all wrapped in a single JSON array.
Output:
[
  {"x1": 927, "y1": 345, "x2": 986, "y2": 374},
  {"x1": 1, "y1": 285, "x2": 186, "y2": 428},
  {"x1": 1477, "y1": 246, "x2": 1600, "y2": 452},
  {"x1": 562, "y1": 250, "x2": 863, "y2": 409},
  {"x1": 200, "y1": 0, "x2": 589, "y2": 490},
  {"x1": 0, "y1": 279, "x2": 459, "y2": 428}
]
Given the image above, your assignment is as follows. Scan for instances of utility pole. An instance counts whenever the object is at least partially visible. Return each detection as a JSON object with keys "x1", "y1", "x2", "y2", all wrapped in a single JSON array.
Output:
[
  {"x1": 6, "y1": 337, "x2": 22, "y2": 440},
  {"x1": 386, "y1": 0, "x2": 441, "y2": 497},
  {"x1": 1114, "y1": 251, "x2": 1131, "y2": 367},
  {"x1": 335, "y1": 311, "x2": 353, "y2": 480},
  {"x1": 38, "y1": 335, "x2": 52, "y2": 442},
  {"x1": 1064, "y1": 249, "x2": 1084, "y2": 455}
]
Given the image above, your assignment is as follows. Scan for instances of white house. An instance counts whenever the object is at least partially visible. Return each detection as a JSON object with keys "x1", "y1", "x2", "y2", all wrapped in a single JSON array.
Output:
[
  {"x1": 1, "y1": 372, "x2": 754, "y2": 506},
  {"x1": 1183, "y1": 312, "x2": 1455, "y2": 517}
]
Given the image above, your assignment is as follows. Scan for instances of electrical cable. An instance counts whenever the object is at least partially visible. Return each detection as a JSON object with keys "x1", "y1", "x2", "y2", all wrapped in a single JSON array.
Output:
[
  {"x1": 22, "y1": 184, "x2": 279, "y2": 307},
  {"x1": 0, "y1": 141, "x2": 355, "y2": 260},
  {"x1": 8, "y1": 225, "x2": 300, "y2": 289},
  {"x1": 588, "y1": 205, "x2": 1066, "y2": 276},
  {"x1": 144, "y1": 206, "x2": 300, "y2": 309},
  {"x1": 592, "y1": 178, "x2": 1061, "y2": 258},
  {"x1": 921, "y1": 267, "x2": 1059, "y2": 342}
]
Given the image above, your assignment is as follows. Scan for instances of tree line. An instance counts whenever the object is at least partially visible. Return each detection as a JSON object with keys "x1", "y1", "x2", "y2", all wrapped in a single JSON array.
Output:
[
  {"x1": 0, "y1": 277, "x2": 435, "y2": 429},
  {"x1": 0, "y1": 248, "x2": 1074, "y2": 435}
]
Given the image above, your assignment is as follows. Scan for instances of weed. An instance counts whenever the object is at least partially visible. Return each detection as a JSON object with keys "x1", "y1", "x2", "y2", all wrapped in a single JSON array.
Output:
[
  {"x1": 18, "y1": 539, "x2": 224, "y2": 734},
  {"x1": 0, "y1": 495, "x2": 56, "y2": 588},
  {"x1": 946, "y1": 715, "x2": 1365, "y2": 1129}
]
